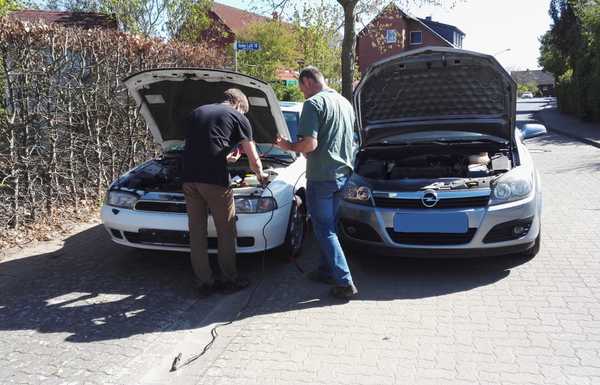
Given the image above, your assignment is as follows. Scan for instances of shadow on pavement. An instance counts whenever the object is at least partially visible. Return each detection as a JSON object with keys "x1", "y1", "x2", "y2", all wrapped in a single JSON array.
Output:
[
  {"x1": 0, "y1": 224, "x2": 285, "y2": 344},
  {"x1": 0, "y1": 224, "x2": 531, "y2": 345}
]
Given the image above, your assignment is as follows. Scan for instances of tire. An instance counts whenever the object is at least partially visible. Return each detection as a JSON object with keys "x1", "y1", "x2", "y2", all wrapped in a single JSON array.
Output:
[{"x1": 275, "y1": 196, "x2": 307, "y2": 259}]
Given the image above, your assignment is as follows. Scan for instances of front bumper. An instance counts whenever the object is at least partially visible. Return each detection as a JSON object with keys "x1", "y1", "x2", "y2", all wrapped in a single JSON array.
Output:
[
  {"x1": 338, "y1": 192, "x2": 541, "y2": 258},
  {"x1": 100, "y1": 204, "x2": 290, "y2": 253}
]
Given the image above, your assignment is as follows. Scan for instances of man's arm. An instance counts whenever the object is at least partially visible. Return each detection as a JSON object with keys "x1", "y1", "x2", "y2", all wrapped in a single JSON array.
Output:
[
  {"x1": 275, "y1": 135, "x2": 317, "y2": 154},
  {"x1": 240, "y1": 140, "x2": 267, "y2": 182}
]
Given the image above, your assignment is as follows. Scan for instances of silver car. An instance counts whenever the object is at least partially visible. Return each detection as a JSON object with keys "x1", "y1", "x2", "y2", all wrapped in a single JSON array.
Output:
[{"x1": 339, "y1": 47, "x2": 545, "y2": 258}]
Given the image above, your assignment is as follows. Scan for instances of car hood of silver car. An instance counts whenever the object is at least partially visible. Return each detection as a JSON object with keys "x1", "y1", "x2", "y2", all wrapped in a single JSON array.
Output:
[
  {"x1": 123, "y1": 68, "x2": 291, "y2": 150},
  {"x1": 354, "y1": 47, "x2": 517, "y2": 147}
]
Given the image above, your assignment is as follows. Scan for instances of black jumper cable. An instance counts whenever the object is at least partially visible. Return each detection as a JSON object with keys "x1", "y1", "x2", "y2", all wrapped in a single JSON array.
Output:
[{"x1": 170, "y1": 156, "x2": 306, "y2": 372}]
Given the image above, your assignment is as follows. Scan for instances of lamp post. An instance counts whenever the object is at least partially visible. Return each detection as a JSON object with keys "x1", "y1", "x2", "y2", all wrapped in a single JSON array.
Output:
[{"x1": 493, "y1": 48, "x2": 511, "y2": 57}]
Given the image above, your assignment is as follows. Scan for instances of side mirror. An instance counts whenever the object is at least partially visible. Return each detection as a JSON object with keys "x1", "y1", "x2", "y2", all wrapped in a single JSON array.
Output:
[{"x1": 521, "y1": 123, "x2": 547, "y2": 140}]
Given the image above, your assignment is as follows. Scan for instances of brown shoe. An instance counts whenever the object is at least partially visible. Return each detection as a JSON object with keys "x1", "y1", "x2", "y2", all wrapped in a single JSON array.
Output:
[
  {"x1": 306, "y1": 270, "x2": 335, "y2": 285},
  {"x1": 330, "y1": 283, "x2": 358, "y2": 300}
]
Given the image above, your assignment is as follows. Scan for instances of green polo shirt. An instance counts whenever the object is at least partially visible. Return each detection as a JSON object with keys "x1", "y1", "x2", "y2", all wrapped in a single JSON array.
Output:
[{"x1": 297, "y1": 89, "x2": 355, "y2": 181}]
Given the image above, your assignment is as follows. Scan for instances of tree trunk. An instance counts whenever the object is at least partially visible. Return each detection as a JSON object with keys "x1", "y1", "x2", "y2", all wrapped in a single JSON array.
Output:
[{"x1": 338, "y1": 0, "x2": 358, "y2": 101}]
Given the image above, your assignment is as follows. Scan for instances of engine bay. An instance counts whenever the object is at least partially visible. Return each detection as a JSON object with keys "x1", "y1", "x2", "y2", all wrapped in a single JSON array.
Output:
[
  {"x1": 115, "y1": 153, "x2": 279, "y2": 192},
  {"x1": 356, "y1": 142, "x2": 513, "y2": 189}
]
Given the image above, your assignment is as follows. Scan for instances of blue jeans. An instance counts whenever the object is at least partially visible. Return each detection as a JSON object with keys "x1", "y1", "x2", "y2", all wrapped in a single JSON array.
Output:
[{"x1": 306, "y1": 176, "x2": 353, "y2": 286}]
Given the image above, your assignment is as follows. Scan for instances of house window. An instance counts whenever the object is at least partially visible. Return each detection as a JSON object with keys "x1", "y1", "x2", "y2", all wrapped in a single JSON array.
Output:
[
  {"x1": 454, "y1": 31, "x2": 463, "y2": 48},
  {"x1": 385, "y1": 29, "x2": 397, "y2": 44},
  {"x1": 410, "y1": 31, "x2": 423, "y2": 45}
]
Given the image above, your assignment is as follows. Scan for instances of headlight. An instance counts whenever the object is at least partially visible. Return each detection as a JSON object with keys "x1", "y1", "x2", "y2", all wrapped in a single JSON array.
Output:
[
  {"x1": 490, "y1": 166, "x2": 534, "y2": 205},
  {"x1": 342, "y1": 181, "x2": 372, "y2": 205},
  {"x1": 106, "y1": 190, "x2": 139, "y2": 209},
  {"x1": 235, "y1": 196, "x2": 277, "y2": 213}
]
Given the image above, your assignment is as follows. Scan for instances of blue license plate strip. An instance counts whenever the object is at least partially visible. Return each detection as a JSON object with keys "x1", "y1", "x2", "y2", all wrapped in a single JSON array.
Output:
[{"x1": 393, "y1": 212, "x2": 468, "y2": 233}]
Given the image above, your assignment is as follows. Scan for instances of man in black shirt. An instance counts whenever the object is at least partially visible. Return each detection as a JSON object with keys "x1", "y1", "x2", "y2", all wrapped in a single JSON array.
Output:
[{"x1": 182, "y1": 88, "x2": 265, "y2": 296}]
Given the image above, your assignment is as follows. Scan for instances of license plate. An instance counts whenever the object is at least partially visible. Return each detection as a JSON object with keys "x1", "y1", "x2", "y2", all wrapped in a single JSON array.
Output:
[{"x1": 393, "y1": 212, "x2": 468, "y2": 233}]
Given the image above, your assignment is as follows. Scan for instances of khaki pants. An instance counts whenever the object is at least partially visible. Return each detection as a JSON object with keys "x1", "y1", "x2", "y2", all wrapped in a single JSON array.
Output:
[{"x1": 183, "y1": 182, "x2": 237, "y2": 286}]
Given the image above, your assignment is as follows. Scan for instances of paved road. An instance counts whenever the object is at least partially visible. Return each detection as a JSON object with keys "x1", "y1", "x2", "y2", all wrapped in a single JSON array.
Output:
[{"x1": 1, "y1": 102, "x2": 600, "y2": 385}]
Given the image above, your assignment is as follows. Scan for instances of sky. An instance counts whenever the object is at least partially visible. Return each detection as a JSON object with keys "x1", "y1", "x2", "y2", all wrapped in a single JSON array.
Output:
[{"x1": 217, "y1": 0, "x2": 554, "y2": 71}]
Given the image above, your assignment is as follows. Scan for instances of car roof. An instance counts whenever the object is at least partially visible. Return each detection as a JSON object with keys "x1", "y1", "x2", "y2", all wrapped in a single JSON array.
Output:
[{"x1": 279, "y1": 101, "x2": 303, "y2": 113}]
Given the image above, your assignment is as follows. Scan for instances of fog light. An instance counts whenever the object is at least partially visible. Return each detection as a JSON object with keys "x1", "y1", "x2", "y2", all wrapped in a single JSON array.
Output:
[{"x1": 513, "y1": 225, "x2": 526, "y2": 236}]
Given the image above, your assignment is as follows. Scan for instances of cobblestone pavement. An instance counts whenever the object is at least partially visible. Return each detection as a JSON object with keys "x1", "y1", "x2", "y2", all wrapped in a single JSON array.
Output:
[
  {"x1": 2, "y1": 117, "x2": 600, "y2": 385},
  {"x1": 0, "y1": 224, "x2": 280, "y2": 385}
]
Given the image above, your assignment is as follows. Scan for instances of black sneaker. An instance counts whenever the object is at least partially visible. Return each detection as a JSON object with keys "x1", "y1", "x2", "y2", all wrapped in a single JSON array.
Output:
[
  {"x1": 330, "y1": 283, "x2": 358, "y2": 300},
  {"x1": 306, "y1": 270, "x2": 335, "y2": 285},
  {"x1": 197, "y1": 283, "x2": 215, "y2": 298},
  {"x1": 218, "y1": 277, "x2": 250, "y2": 294}
]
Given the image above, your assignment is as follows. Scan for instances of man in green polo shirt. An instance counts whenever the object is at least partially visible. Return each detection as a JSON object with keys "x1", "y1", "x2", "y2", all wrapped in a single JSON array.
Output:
[{"x1": 275, "y1": 66, "x2": 357, "y2": 300}]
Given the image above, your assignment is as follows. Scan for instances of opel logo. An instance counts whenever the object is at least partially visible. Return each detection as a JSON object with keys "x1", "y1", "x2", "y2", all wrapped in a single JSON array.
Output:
[{"x1": 421, "y1": 190, "x2": 439, "y2": 208}]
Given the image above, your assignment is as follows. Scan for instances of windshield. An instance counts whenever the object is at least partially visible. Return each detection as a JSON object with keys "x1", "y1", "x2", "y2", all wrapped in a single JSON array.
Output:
[
  {"x1": 283, "y1": 111, "x2": 299, "y2": 142},
  {"x1": 255, "y1": 143, "x2": 295, "y2": 159}
]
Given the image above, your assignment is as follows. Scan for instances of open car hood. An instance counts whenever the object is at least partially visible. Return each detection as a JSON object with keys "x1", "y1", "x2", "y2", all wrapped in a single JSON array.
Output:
[
  {"x1": 354, "y1": 47, "x2": 517, "y2": 147},
  {"x1": 124, "y1": 68, "x2": 290, "y2": 149}
]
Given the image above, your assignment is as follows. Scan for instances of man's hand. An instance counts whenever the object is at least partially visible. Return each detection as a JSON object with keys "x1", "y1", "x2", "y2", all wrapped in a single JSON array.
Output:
[
  {"x1": 257, "y1": 171, "x2": 269, "y2": 186},
  {"x1": 274, "y1": 135, "x2": 292, "y2": 151},
  {"x1": 226, "y1": 148, "x2": 241, "y2": 163}
]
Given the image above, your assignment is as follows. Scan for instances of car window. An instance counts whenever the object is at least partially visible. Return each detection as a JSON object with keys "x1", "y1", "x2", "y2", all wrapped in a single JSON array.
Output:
[{"x1": 283, "y1": 111, "x2": 299, "y2": 142}]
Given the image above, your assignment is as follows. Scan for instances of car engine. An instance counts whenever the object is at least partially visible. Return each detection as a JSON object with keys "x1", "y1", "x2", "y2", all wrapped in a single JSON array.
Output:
[
  {"x1": 115, "y1": 153, "x2": 278, "y2": 192},
  {"x1": 357, "y1": 146, "x2": 512, "y2": 182}
]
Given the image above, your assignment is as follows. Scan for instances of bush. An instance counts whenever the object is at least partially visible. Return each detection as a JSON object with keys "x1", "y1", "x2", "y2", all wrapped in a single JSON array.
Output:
[
  {"x1": 273, "y1": 82, "x2": 304, "y2": 102},
  {"x1": 0, "y1": 19, "x2": 227, "y2": 247}
]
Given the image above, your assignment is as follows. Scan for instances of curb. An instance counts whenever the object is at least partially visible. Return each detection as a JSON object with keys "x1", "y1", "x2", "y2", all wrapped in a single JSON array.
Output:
[{"x1": 534, "y1": 110, "x2": 600, "y2": 150}]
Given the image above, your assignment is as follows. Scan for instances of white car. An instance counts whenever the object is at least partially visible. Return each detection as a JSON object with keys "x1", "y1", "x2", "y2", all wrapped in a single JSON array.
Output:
[
  {"x1": 101, "y1": 69, "x2": 307, "y2": 257},
  {"x1": 520, "y1": 92, "x2": 534, "y2": 98}
]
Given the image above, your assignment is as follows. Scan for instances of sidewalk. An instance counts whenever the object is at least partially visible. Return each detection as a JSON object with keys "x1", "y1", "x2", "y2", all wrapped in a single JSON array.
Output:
[{"x1": 536, "y1": 107, "x2": 600, "y2": 148}]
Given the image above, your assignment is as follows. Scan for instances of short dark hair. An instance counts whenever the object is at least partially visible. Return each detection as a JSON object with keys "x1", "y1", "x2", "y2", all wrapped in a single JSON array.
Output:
[
  {"x1": 223, "y1": 88, "x2": 249, "y2": 113},
  {"x1": 299, "y1": 66, "x2": 325, "y2": 85}
]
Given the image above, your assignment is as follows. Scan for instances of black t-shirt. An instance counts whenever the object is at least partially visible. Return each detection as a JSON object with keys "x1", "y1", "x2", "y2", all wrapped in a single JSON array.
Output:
[{"x1": 182, "y1": 103, "x2": 252, "y2": 186}]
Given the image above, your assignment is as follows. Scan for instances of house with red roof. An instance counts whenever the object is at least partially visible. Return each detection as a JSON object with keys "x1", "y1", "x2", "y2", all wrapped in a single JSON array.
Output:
[
  {"x1": 8, "y1": 10, "x2": 118, "y2": 30},
  {"x1": 356, "y1": 3, "x2": 465, "y2": 75},
  {"x1": 197, "y1": 2, "x2": 274, "y2": 50}
]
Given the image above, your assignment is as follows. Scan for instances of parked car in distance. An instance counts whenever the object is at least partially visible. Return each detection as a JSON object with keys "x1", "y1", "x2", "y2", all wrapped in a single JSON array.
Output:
[
  {"x1": 280, "y1": 101, "x2": 302, "y2": 141},
  {"x1": 520, "y1": 92, "x2": 534, "y2": 98},
  {"x1": 339, "y1": 47, "x2": 544, "y2": 259},
  {"x1": 101, "y1": 69, "x2": 307, "y2": 257}
]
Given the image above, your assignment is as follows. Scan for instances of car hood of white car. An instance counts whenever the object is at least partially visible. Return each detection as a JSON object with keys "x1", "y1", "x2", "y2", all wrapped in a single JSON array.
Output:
[
  {"x1": 123, "y1": 68, "x2": 291, "y2": 150},
  {"x1": 354, "y1": 47, "x2": 517, "y2": 147}
]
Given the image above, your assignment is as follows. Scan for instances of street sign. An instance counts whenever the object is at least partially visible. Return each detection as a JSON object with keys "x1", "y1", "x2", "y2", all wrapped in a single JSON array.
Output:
[{"x1": 236, "y1": 41, "x2": 261, "y2": 51}]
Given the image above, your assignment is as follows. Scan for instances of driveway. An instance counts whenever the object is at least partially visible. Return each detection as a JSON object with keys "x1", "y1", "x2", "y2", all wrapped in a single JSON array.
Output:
[{"x1": 1, "y1": 103, "x2": 600, "y2": 385}]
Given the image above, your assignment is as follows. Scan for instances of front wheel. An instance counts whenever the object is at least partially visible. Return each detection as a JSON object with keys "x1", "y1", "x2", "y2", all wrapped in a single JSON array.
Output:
[{"x1": 275, "y1": 196, "x2": 307, "y2": 259}]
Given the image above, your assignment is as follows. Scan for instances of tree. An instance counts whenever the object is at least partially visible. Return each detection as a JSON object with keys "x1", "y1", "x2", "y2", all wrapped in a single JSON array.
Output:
[
  {"x1": 292, "y1": 1, "x2": 342, "y2": 90},
  {"x1": 517, "y1": 82, "x2": 539, "y2": 96},
  {"x1": 253, "y1": 0, "x2": 456, "y2": 100},
  {"x1": 0, "y1": 0, "x2": 22, "y2": 17},
  {"x1": 237, "y1": 20, "x2": 299, "y2": 82},
  {"x1": 40, "y1": 0, "x2": 213, "y2": 38},
  {"x1": 538, "y1": 0, "x2": 600, "y2": 120}
]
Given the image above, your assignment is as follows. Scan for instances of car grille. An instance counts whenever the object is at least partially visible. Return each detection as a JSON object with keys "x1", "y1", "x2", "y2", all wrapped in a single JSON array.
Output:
[
  {"x1": 374, "y1": 196, "x2": 489, "y2": 209},
  {"x1": 135, "y1": 201, "x2": 187, "y2": 213},
  {"x1": 123, "y1": 229, "x2": 254, "y2": 248},
  {"x1": 386, "y1": 228, "x2": 477, "y2": 245}
]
